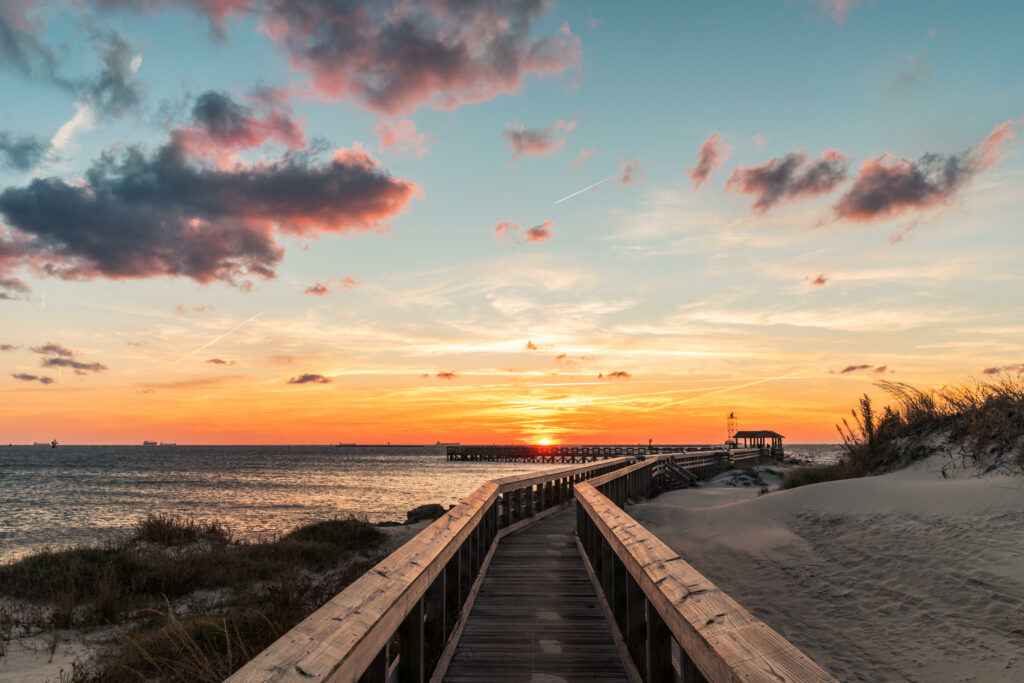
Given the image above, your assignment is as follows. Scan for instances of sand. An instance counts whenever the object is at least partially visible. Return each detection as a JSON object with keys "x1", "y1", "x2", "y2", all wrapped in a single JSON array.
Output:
[{"x1": 629, "y1": 458, "x2": 1024, "y2": 681}]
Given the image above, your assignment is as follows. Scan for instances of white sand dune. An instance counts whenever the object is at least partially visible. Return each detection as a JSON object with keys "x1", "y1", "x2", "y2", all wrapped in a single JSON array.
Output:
[{"x1": 629, "y1": 458, "x2": 1024, "y2": 682}]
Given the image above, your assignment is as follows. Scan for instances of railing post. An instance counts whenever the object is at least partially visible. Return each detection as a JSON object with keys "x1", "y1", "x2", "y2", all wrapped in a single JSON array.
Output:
[
  {"x1": 398, "y1": 597, "x2": 424, "y2": 682},
  {"x1": 526, "y1": 484, "x2": 535, "y2": 516},
  {"x1": 646, "y1": 600, "x2": 673, "y2": 683},
  {"x1": 501, "y1": 492, "x2": 512, "y2": 528},
  {"x1": 445, "y1": 551, "x2": 460, "y2": 637},
  {"x1": 424, "y1": 571, "x2": 445, "y2": 675},
  {"x1": 612, "y1": 554, "x2": 627, "y2": 634},
  {"x1": 601, "y1": 537, "x2": 614, "y2": 604},
  {"x1": 625, "y1": 572, "x2": 646, "y2": 676},
  {"x1": 459, "y1": 537, "x2": 471, "y2": 603}
]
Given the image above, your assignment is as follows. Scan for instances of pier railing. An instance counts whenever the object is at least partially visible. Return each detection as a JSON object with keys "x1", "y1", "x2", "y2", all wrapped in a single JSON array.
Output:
[
  {"x1": 575, "y1": 455, "x2": 836, "y2": 682},
  {"x1": 226, "y1": 457, "x2": 632, "y2": 683}
]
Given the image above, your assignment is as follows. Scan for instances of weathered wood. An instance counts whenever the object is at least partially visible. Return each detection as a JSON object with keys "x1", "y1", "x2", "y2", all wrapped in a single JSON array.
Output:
[
  {"x1": 575, "y1": 482, "x2": 837, "y2": 682},
  {"x1": 444, "y1": 508, "x2": 630, "y2": 682}
]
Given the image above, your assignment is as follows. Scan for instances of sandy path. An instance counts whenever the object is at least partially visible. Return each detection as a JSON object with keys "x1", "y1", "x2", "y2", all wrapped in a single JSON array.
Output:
[{"x1": 629, "y1": 460, "x2": 1024, "y2": 682}]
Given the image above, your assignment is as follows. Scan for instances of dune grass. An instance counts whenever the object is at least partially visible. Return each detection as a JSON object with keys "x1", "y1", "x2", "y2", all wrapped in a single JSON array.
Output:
[
  {"x1": 0, "y1": 514, "x2": 387, "y2": 681},
  {"x1": 782, "y1": 377, "x2": 1024, "y2": 489}
]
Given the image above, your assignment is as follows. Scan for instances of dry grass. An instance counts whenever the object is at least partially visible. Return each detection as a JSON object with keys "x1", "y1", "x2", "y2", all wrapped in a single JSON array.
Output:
[
  {"x1": 783, "y1": 377, "x2": 1024, "y2": 489},
  {"x1": 0, "y1": 514, "x2": 387, "y2": 681}
]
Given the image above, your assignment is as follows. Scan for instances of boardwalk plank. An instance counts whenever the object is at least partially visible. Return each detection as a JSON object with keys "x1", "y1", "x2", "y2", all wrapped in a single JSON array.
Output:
[{"x1": 444, "y1": 507, "x2": 629, "y2": 683}]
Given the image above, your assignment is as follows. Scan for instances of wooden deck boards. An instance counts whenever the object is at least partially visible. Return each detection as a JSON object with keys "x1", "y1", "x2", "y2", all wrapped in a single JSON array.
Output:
[{"x1": 444, "y1": 507, "x2": 629, "y2": 683}]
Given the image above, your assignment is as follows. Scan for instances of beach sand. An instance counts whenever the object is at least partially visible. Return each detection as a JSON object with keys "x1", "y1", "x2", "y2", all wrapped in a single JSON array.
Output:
[{"x1": 629, "y1": 458, "x2": 1024, "y2": 682}]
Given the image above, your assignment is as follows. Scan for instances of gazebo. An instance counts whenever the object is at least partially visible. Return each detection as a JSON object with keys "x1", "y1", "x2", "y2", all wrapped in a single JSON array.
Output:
[{"x1": 732, "y1": 430, "x2": 785, "y2": 457}]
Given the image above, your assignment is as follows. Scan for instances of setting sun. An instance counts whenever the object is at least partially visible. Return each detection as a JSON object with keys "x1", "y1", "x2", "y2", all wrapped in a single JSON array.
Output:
[{"x1": 538, "y1": 438, "x2": 552, "y2": 446}]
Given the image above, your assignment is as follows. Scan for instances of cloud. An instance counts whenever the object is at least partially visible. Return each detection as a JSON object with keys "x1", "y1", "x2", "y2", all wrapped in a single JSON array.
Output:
[
  {"x1": 171, "y1": 89, "x2": 305, "y2": 162},
  {"x1": 569, "y1": 148, "x2": 596, "y2": 167},
  {"x1": 726, "y1": 149, "x2": 850, "y2": 212},
  {"x1": 261, "y1": 2, "x2": 581, "y2": 115},
  {"x1": 304, "y1": 276, "x2": 360, "y2": 296},
  {"x1": 806, "y1": 274, "x2": 827, "y2": 286},
  {"x1": 127, "y1": 340, "x2": 144, "y2": 346},
  {"x1": 982, "y1": 363, "x2": 1024, "y2": 375},
  {"x1": 31, "y1": 342, "x2": 73, "y2": 357},
  {"x1": 874, "y1": 366, "x2": 889, "y2": 373},
  {"x1": 11, "y1": 372, "x2": 53, "y2": 384},
  {"x1": 525, "y1": 340, "x2": 538, "y2": 350},
  {"x1": 749, "y1": 134, "x2": 768, "y2": 147},
  {"x1": 205, "y1": 357, "x2": 235, "y2": 365},
  {"x1": 504, "y1": 120, "x2": 575, "y2": 159},
  {"x1": 0, "y1": 138, "x2": 419, "y2": 286},
  {"x1": 41, "y1": 357, "x2": 107, "y2": 373},
  {"x1": 619, "y1": 158, "x2": 645, "y2": 185},
  {"x1": 831, "y1": 120, "x2": 1021, "y2": 224},
  {"x1": 176, "y1": 305, "x2": 215, "y2": 314},
  {"x1": 1, "y1": 343, "x2": 19, "y2": 351},
  {"x1": 0, "y1": 276, "x2": 31, "y2": 300},
  {"x1": 288, "y1": 373, "x2": 330, "y2": 384},
  {"x1": 494, "y1": 220, "x2": 554, "y2": 244},
  {"x1": 85, "y1": 28, "x2": 143, "y2": 119},
  {"x1": 812, "y1": 0, "x2": 859, "y2": 24},
  {"x1": 687, "y1": 133, "x2": 733, "y2": 189},
  {"x1": 373, "y1": 119, "x2": 430, "y2": 158},
  {"x1": 839, "y1": 364, "x2": 872, "y2": 374},
  {"x1": 436, "y1": 371, "x2": 457, "y2": 380},
  {"x1": 0, "y1": 131, "x2": 49, "y2": 170},
  {"x1": 598, "y1": 370, "x2": 631, "y2": 380},
  {"x1": 93, "y1": 0, "x2": 253, "y2": 32}
]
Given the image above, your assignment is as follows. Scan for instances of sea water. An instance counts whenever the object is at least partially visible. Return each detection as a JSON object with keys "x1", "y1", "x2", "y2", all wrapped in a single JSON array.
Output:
[{"x1": 0, "y1": 443, "x2": 841, "y2": 562}]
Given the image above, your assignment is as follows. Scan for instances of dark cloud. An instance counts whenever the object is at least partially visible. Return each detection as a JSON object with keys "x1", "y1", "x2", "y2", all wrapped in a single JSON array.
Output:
[
  {"x1": 1, "y1": 343, "x2": 19, "y2": 351},
  {"x1": 687, "y1": 133, "x2": 733, "y2": 189},
  {"x1": 840, "y1": 364, "x2": 872, "y2": 374},
  {"x1": 304, "y1": 282, "x2": 328, "y2": 296},
  {"x1": 0, "y1": 131, "x2": 49, "y2": 171},
  {"x1": 0, "y1": 276, "x2": 31, "y2": 300},
  {"x1": 982, "y1": 363, "x2": 1024, "y2": 375},
  {"x1": 304, "y1": 276, "x2": 360, "y2": 296},
  {"x1": 31, "y1": 342, "x2": 73, "y2": 357},
  {"x1": 504, "y1": 120, "x2": 574, "y2": 160},
  {"x1": 258, "y1": 0, "x2": 581, "y2": 115},
  {"x1": 0, "y1": 139, "x2": 418, "y2": 286},
  {"x1": 0, "y1": 12, "x2": 63, "y2": 84},
  {"x1": 41, "y1": 356, "x2": 107, "y2": 373},
  {"x1": 93, "y1": 1, "x2": 255, "y2": 33},
  {"x1": 889, "y1": 54, "x2": 931, "y2": 94},
  {"x1": 619, "y1": 159, "x2": 645, "y2": 185},
  {"x1": 172, "y1": 89, "x2": 304, "y2": 160},
  {"x1": 436, "y1": 371, "x2": 457, "y2": 379},
  {"x1": 873, "y1": 366, "x2": 889, "y2": 373},
  {"x1": 288, "y1": 373, "x2": 330, "y2": 384},
  {"x1": 206, "y1": 357, "x2": 235, "y2": 365},
  {"x1": 807, "y1": 274, "x2": 827, "y2": 286},
  {"x1": 831, "y1": 120, "x2": 1020, "y2": 223},
  {"x1": 599, "y1": 370, "x2": 630, "y2": 379},
  {"x1": 84, "y1": 28, "x2": 143, "y2": 118},
  {"x1": 11, "y1": 372, "x2": 54, "y2": 384},
  {"x1": 726, "y1": 150, "x2": 850, "y2": 212}
]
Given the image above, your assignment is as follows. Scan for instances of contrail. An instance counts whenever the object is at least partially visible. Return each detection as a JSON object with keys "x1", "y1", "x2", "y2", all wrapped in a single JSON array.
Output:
[
  {"x1": 175, "y1": 311, "x2": 265, "y2": 364},
  {"x1": 555, "y1": 174, "x2": 617, "y2": 204}
]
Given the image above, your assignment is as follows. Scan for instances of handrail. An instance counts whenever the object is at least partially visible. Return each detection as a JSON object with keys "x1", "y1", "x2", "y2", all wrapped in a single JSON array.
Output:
[
  {"x1": 574, "y1": 459, "x2": 835, "y2": 682},
  {"x1": 227, "y1": 457, "x2": 633, "y2": 682}
]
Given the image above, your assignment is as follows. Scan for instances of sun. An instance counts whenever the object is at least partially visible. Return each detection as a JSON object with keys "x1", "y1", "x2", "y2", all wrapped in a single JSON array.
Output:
[{"x1": 538, "y1": 438, "x2": 552, "y2": 446}]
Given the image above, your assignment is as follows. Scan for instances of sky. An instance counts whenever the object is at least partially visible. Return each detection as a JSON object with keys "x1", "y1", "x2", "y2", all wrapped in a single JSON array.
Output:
[{"x1": 1, "y1": 0, "x2": 1023, "y2": 445}]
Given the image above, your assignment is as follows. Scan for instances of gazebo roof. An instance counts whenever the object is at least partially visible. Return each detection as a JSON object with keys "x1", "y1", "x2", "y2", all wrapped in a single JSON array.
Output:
[{"x1": 733, "y1": 430, "x2": 785, "y2": 439}]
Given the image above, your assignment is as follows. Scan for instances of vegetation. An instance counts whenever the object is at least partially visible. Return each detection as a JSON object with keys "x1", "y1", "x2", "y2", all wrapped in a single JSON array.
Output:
[
  {"x1": 0, "y1": 514, "x2": 388, "y2": 681},
  {"x1": 782, "y1": 377, "x2": 1024, "y2": 489}
]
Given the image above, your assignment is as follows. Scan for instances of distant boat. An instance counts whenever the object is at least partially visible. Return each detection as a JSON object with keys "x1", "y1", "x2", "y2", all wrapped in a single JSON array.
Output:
[
  {"x1": 142, "y1": 440, "x2": 157, "y2": 446},
  {"x1": 335, "y1": 442, "x2": 358, "y2": 447},
  {"x1": 50, "y1": 439, "x2": 58, "y2": 449}
]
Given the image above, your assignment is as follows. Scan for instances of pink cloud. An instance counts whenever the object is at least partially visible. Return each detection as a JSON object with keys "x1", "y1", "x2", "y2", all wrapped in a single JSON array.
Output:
[
  {"x1": 504, "y1": 120, "x2": 575, "y2": 160},
  {"x1": 261, "y1": 4, "x2": 581, "y2": 115},
  {"x1": 687, "y1": 132, "x2": 733, "y2": 189},
  {"x1": 831, "y1": 120, "x2": 1021, "y2": 224},
  {"x1": 494, "y1": 220, "x2": 554, "y2": 244},
  {"x1": 749, "y1": 134, "x2": 768, "y2": 147},
  {"x1": 436, "y1": 371, "x2": 457, "y2": 380},
  {"x1": 598, "y1": 371, "x2": 631, "y2": 380},
  {"x1": 726, "y1": 149, "x2": 850, "y2": 212},
  {"x1": 304, "y1": 276, "x2": 361, "y2": 296},
  {"x1": 982, "y1": 363, "x2": 1024, "y2": 375},
  {"x1": 93, "y1": 0, "x2": 254, "y2": 31},
  {"x1": 812, "y1": 0, "x2": 860, "y2": 25},
  {"x1": 569, "y1": 148, "x2": 597, "y2": 167},
  {"x1": 806, "y1": 274, "x2": 828, "y2": 286},
  {"x1": 373, "y1": 119, "x2": 431, "y2": 158},
  {"x1": 619, "y1": 158, "x2": 645, "y2": 185}
]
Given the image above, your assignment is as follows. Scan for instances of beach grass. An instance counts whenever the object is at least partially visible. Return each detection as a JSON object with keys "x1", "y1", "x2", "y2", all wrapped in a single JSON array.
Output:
[
  {"x1": 0, "y1": 514, "x2": 387, "y2": 681},
  {"x1": 783, "y1": 377, "x2": 1024, "y2": 489}
]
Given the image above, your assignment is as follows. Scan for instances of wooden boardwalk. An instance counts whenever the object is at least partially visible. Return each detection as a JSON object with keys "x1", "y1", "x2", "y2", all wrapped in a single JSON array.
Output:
[{"x1": 445, "y1": 507, "x2": 629, "y2": 682}]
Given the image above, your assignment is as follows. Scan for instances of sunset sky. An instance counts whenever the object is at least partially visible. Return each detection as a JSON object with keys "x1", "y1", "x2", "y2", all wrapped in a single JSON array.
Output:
[{"x1": 1, "y1": 1, "x2": 1022, "y2": 444}]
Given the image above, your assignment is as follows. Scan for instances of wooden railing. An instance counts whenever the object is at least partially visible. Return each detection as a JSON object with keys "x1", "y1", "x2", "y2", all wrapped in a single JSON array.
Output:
[
  {"x1": 575, "y1": 455, "x2": 836, "y2": 682},
  {"x1": 226, "y1": 457, "x2": 632, "y2": 683}
]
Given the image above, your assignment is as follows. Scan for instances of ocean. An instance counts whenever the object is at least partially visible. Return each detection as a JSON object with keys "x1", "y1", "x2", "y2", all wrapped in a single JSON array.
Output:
[{"x1": 0, "y1": 443, "x2": 842, "y2": 563}]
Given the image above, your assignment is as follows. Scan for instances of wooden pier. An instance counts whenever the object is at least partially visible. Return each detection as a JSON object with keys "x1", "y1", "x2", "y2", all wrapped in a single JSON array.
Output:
[
  {"x1": 445, "y1": 444, "x2": 768, "y2": 464},
  {"x1": 228, "y1": 451, "x2": 832, "y2": 683}
]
